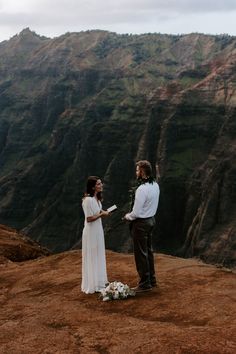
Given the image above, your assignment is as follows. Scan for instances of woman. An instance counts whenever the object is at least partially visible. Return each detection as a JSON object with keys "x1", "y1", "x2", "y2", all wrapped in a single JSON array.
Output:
[{"x1": 81, "y1": 176, "x2": 110, "y2": 294}]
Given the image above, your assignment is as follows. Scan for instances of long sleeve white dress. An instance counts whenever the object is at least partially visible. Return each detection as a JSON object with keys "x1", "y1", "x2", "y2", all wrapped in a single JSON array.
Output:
[{"x1": 81, "y1": 196, "x2": 108, "y2": 294}]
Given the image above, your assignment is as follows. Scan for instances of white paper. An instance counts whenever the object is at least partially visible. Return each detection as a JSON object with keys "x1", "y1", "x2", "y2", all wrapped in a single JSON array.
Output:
[{"x1": 107, "y1": 204, "x2": 117, "y2": 213}]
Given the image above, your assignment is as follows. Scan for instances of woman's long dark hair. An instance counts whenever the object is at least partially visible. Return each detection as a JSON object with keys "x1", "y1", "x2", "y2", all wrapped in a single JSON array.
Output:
[{"x1": 85, "y1": 176, "x2": 102, "y2": 201}]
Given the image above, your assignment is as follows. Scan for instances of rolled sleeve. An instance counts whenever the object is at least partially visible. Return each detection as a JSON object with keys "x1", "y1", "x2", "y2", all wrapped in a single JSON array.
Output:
[{"x1": 126, "y1": 187, "x2": 146, "y2": 220}]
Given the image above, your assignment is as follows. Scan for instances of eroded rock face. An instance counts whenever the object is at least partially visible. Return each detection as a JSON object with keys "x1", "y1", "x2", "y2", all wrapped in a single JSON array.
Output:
[
  {"x1": 0, "y1": 29, "x2": 236, "y2": 266},
  {"x1": 0, "y1": 224, "x2": 50, "y2": 262}
]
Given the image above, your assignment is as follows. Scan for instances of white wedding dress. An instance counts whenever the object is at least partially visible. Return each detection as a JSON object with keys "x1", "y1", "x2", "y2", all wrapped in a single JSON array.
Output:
[{"x1": 81, "y1": 196, "x2": 108, "y2": 294}]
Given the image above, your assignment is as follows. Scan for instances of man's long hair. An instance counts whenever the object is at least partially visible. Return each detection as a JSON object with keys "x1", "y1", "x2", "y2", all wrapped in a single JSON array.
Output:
[{"x1": 136, "y1": 160, "x2": 153, "y2": 178}]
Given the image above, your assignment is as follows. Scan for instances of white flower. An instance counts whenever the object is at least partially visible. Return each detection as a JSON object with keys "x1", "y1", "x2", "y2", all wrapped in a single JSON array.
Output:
[
  {"x1": 100, "y1": 289, "x2": 106, "y2": 296},
  {"x1": 103, "y1": 296, "x2": 110, "y2": 301},
  {"x1": 117, "y1": 284, "x2": 124, "y2": 292},
  {"x1": 99, "y1": 281, "x2": 135, "y2": 301}
]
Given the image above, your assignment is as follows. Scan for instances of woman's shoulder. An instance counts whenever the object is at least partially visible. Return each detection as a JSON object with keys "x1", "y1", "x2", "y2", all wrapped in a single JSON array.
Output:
[{"x1": 82, "y1": 195, "x2": 93, "y2": 205}]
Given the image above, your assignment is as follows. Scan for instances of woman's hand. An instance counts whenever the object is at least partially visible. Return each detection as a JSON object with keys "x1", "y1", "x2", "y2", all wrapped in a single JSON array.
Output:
[
  {"x1": 87, "y1": 210, "x2": 109, "y2": 222},
  {"x1": 100, "y1": 210, "x2": 110, "y2": 217}
]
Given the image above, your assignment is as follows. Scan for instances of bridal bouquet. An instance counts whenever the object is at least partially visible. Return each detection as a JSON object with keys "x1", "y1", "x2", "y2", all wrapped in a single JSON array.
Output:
[{"x1": 99, "y1": 281, "x2": 135, "y2": 301}]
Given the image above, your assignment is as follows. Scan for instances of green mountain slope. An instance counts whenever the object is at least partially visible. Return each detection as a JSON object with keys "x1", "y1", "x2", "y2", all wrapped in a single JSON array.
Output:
[{"x1": 0, "y1": 28, "x2": 235, "y2": 266}]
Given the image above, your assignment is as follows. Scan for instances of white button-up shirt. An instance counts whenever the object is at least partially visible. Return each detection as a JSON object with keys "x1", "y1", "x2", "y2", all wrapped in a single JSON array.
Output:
[{"x1": 125, "y1": 181, "x2": 160, "y2": 221}]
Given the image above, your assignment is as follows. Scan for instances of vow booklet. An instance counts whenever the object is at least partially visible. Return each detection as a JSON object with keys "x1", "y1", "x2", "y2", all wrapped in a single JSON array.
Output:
[{"x1": 107, "y1": 204, "x2": 117, "y2": 213}]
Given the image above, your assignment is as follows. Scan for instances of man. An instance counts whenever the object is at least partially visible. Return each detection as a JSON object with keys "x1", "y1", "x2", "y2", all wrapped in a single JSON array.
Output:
[{"x1": 124, "y1": 160, "x2": 160, "y2": 293}]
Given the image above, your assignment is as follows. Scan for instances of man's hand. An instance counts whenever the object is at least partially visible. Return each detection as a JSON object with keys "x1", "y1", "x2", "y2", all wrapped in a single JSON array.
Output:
[{"x1": 123, "y1": 213, "x2": 130, "y2": 221}]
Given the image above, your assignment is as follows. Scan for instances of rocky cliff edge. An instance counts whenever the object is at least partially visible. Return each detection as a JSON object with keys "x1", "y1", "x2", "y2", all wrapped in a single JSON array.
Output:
[{"x1": 0, "y1": 225, "x2": 235, "y2": 353}]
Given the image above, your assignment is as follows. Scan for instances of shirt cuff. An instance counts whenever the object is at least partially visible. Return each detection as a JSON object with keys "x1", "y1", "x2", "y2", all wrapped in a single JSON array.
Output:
[{"x1": 125, "y1": 213, "x2": 136, "y2": 221}]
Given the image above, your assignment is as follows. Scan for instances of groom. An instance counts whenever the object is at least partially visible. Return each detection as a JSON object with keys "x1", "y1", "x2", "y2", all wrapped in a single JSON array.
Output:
[{"x1": 124, "y1": 160, "x2": 160, "y2": 293}]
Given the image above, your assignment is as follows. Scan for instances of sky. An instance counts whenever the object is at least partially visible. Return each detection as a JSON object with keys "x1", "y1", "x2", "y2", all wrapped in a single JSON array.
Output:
[{"x1": 0, "y1": 0, "x2": 236, "y2": 43}]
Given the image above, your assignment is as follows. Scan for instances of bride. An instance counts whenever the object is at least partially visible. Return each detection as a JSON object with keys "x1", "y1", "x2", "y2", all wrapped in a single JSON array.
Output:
[{"x1": 81, "y1": 176, "x2": 110, "y2": 294}]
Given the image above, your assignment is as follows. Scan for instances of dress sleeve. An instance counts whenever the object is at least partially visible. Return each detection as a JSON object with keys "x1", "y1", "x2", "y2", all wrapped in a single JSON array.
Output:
[{"x1": 82, "y1": 197, "x2": 94, "y2": 217}]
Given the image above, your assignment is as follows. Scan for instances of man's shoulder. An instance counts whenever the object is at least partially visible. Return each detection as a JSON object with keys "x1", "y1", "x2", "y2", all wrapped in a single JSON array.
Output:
[
  {"x1": 137, "y1": 181, "x2": 159, "y2": 191},
  {"x1": 152, "y1": 181, "x2": 160, "y2": 191},
  {"x1": 145, "y1": 182, "x2": 159, "y2": 195},
  {"x1": 137, "y1": 183, "x2": 147, "y2": 191},
  {"x1": 140, "y1": 181, "x2": 158, "y2": 186}
]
